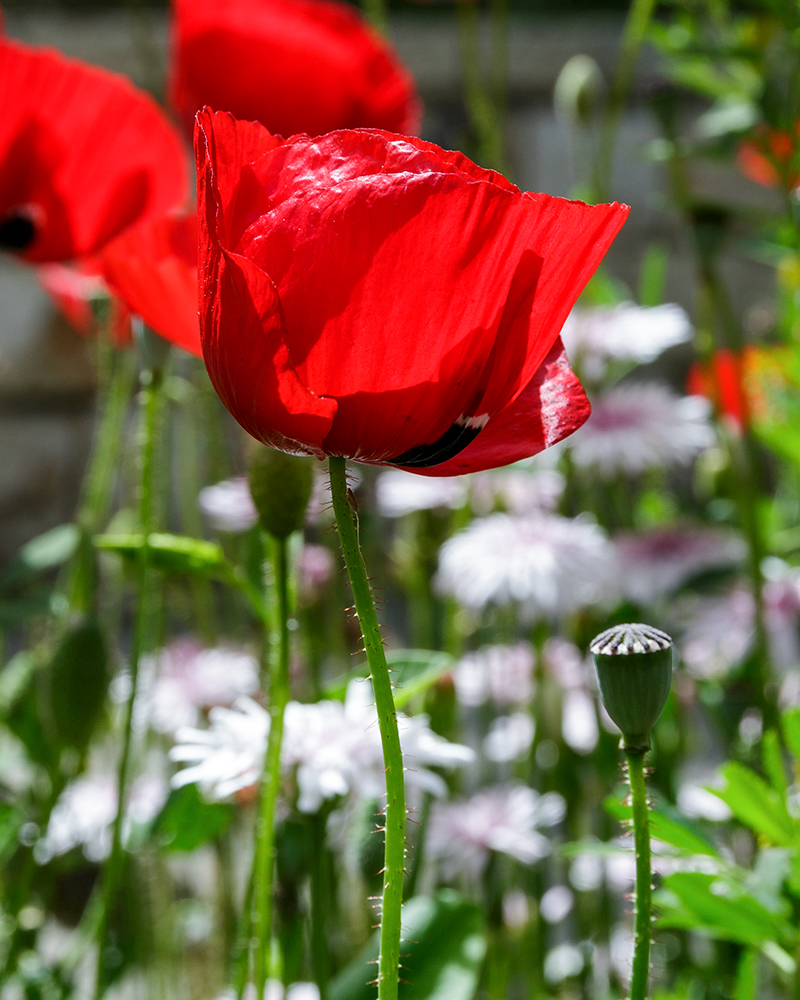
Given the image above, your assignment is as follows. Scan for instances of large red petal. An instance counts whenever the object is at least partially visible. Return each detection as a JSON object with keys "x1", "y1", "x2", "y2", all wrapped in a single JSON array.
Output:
[
  {"x1": 170, "y1": 0, "x2": 420, "y2": 140},
  {"x1": 411, "y1": 338, "x2": 590, "y2": 476},
  {"x1": 0, "y1": 38, "x2": 188, "y2": 263},
  {"x1": 101, "y1": 211, "x2": 202, "y2": 357}
]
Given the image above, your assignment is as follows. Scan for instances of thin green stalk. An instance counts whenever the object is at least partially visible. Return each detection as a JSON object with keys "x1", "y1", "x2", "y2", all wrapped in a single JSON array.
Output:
[
  {"x1": 625, "y1": 749, "x2": 652, "y2": 1000},
  {"x1": 328, "y1": 456, "x2": 405, "y2": 1000},
  {"x1": 252, "y1": 536, "x2": 291, "y2": 997},
  {"x1": 93, "y1": 367, "x2": 162, "y2": 1000},
  {"x1": 593, "y1": 0, "x2": 659, "y2": 201},
  {"x1": 310, "y1": 812, "x2": 331, "y2": 1000},
  {"x1": 233, "y1": 863, "x2": 256, "y2": 999},
  {"x1": 457, "y1": 0, "x2": 506, "y2": 172},
  {"x1": 67, "y1": 347, "x2": 136, "y2": 614}
]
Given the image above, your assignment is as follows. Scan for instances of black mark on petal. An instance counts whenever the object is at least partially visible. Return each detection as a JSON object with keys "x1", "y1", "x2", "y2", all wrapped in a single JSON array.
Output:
[
  {"x1": 0, "y1": 210, "x2": 36, "y2": 251},
  {"x1": 389, "y1": 418, "x2": 485, "y2": 469}
]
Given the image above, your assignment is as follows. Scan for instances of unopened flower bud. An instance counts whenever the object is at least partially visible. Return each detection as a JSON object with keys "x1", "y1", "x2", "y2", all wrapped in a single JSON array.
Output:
[
  {"x1": 554, "y1": 55, "x2": 606, "y2": 128},
  {"x1": 590, "y1": 623, "x2": 673, "y2": 751},
  {"x1": 248, "y1": 446, "x2": 315, "y2": 539}
]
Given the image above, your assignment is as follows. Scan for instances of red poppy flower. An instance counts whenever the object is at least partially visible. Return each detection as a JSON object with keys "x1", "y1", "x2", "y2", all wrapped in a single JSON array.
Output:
[
  {"x1": 687, "y1": 348, "x2": 750, "y2": 431},
  {"x1": 0, "y1": 37, "x2": 188, "y2": 263},
  {"x1": 169, "y1": 0, "x2": 420, "y2": 141},
  {"x1": 196, "y1": 110, "x2": 629, "y2": 475},
  {"x1": 100, "y1": 210, "x2": 202, "y2": 357},
  {"x1": 737, "y1": 123, "x2": 800, "y2": 191},
  {"x1": 38, "y1": 260, "x2": 132, "y2": 347}
]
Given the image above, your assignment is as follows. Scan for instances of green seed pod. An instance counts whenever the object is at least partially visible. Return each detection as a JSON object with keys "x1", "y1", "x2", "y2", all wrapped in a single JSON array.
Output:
[
  {"x1": 248, "y1": 446, "x2": 315, "y2": 539},
  {"x1": 590, "y1": 623, "x2": 673, "y2": 751}
]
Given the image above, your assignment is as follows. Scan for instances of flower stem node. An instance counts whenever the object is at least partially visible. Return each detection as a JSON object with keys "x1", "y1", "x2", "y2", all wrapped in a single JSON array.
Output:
[
  {"x1": 247, "y1": 446, "x2": 314, "y2": 539},
  {"x1": 590, "y1": 623, "x2": 673, "y2": 751}
]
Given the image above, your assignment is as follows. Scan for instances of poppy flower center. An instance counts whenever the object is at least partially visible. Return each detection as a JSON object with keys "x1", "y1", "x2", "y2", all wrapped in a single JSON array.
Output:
[{"x1": 0, "y1": 209, "x2": 37, "y2": 251}]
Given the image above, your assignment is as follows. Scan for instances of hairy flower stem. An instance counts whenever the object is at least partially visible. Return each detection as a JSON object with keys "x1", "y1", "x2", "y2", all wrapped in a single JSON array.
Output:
[
  {"x1": 252, "y1": 535, "x2": 291, "y2": 998},
  {"x1": 329, "y1": 456, "x2": 405, "y2": 1000},
  {"x1": 457, "y1": 0, "x2": 507, "y2": 173},
  {"x1": 93, "y1": 365, "x2": 163, "y2": 1000},
  {"x1": 625, "y1": 749, "x2": 652, "y2": 1000},
  {"x1": 593, "y1": 0, "x2": 658, "y2": 202}
]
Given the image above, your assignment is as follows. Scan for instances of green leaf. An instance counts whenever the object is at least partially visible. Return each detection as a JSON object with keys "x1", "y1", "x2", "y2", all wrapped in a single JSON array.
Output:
[
  {"x1": 711, "y1": 762, "x2": 795, "y2": 846},
  {"x1": 782, "y1": 709, "x2": 800, "y2": 760},
  {"x1": 762, "y1": 730, "x2": 787, "y2": 801},
  {"x1": 19, "y1": 524, "x2": 79, "y2": 573},
  {"x1": 95, "y1": 533, "x2": 227, "y2": 577},
  {"x1": 734, "y1": 949, "x2": 757, "y2": 1000},
  {"x1": 0, "y1": 803, "x2": 24, "y2": 867},
  {"x1": 328, "y1": 891, "x2": 486, "y2": 1000},
  {"x1": 657, "y1": 872, "x2": 790, "y2": 946},
  {"x1": 46, "y1": 617, "x2": 109, "y2": 753},
  {"x1": 0, "y1": 651, "x2": 39, "y2": 716},
  {"x1": 152, "y1": 784, "x2": 233, "y2": 852}
]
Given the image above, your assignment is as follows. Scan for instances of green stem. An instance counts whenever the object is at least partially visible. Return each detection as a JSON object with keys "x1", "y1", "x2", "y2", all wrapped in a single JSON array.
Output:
[
  {"x1": 625, "y1": 749, "x2": 652, "y2": 1000},
  {"x1": 456, "y1": 0, "x2": 507, "y2": 172},
  {"x1": 593, "y1": 0, "x2": 658, "y2": 201},
  {"x1": 328, "y1": 456, "x2": 405, "y2": 1000},
  {"x1": 67, "y1": 347, "x2": 136, "y2": 614},
  {"x1": 93, "y1": 367, "x2": 162, "y2": 1000},
  {"x1": 252, "y1": 535, "x2": 291, "y2": 997},
  {"x1": 310, "y1": 812, "x2": 331, "y2": 1000}
]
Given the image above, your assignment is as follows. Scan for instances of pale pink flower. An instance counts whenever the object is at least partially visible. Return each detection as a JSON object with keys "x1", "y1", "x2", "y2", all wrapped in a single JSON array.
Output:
[
  {"x1": 614, "y1": 527, "x2": 744, "y2": 605},
  {"x1": 452, "y1": 643, "x2": 535, "y2": 707},
  {"x1": 199, "y1": 477, "x2": 258, "y2": 533},
  {"x1": 376, "y1": 469, "x2": 467, "y2": 517},
  {"x1": 568, "y1": 384, "x2": 714, "y2": 476}
]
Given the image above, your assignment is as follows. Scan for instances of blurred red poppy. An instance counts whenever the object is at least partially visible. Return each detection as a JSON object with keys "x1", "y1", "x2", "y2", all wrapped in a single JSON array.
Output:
[
  {"x1": 101, "y1": 210, "x2": 202, "y2": 357},
  {"x1": 38, "y1": 260, "x2": 132, "y2": 347},
  {"x1": 0, "y1": 37, "x2": 188, "y2": 263},
  {"x1": 169, "y1": 0, "x2": 420, "y2": 141},
  {"x1": 737, "y1": 123, "x2": 800, "y2": 191},
  {"x1": 687, "y1": 348, "x2": 750, "y2": 431},
  {"x1": 196, "y1": 110, "x2": 628, "y2": 475}
]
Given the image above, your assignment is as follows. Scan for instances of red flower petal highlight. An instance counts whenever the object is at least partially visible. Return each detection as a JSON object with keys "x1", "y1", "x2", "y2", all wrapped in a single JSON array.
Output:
[
  {"x1": 38, "y1": 260, "x2": 132, "y2": 347},
  {"x1": 0, "y1": 37, "x2": 188, "y2": 263},
  {"x1": 169, "y1": 0, "x2": 420, "y2": 140},
  {"x1": 197, "y1": 109, "x2": 628, "y2": 472},
  {"x1": 101, "y1": 211, "x2": 202, "y2": 358}
]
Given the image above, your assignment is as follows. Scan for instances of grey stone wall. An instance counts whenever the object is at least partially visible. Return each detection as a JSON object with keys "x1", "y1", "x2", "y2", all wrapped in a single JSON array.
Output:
[{"x1": 0, "y1": 10, "x2": 778, "y2": 564}]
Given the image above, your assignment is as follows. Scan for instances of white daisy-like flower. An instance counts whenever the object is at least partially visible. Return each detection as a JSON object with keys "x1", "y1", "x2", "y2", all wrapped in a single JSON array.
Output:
[
  {"x1": 376, "y1": 469, "x2": 468, "y2": 518},
  {"x1": 427, "y1": 784, "x2": 565, "y2": 878},
  {"x1": 199, "y1": 477, "x2": 258, "y2": 533},
  {"x1": 40, "y1": 771, "x2": 167, "y2": 863},
  {"x1": 436, "y1": 513, "x2": 614, "y2": 618},
  {"x1": 469, "y1": 468, "x2": 565, "y2": 517},
  {"x1": 170, "y1": 680, "x2": 474, "y2": 810},
  {"x1": 614, "y1": 527, "x2": 744, "y2": 605},
  {"x1": 452, "y1": 643, "x2": 535, "y2": 708},
  {"x1": 568, "y1": 383, "x2": 715, "y2": 477},
  {"x1": 561, "y1": 302, "x2": 692, "y2": 380},
  {"x1": 144, "y1": 639, "x2": 260, "y2": 736}
]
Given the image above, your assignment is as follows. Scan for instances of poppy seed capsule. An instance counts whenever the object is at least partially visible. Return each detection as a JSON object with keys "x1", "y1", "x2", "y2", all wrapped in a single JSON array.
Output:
[
  {"x1": 248, "y1": 447, "x2": 315, "y2": 540},
  {"x1": 590, "y1": 624, "x2": 673, "y2": 751}
]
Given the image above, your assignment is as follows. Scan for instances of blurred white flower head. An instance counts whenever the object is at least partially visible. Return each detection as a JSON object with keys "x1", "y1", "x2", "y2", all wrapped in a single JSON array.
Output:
[
  {"x1": 568, "y1": 384, "x2": 715, "y2": 477},
  {"x1": 544, "y1": 943, "x2": 585, "y2": 984},
  {"x1": 427, "y1": 783, "x2": 565, "y2": 877},
  {"x1": 542, "y1": 637, "x2": 588, "y2": 690},
  {"x1": 469, "y1": 468, "x2": 565, "y2": 517},
  {"x1": 40, "y1": 771, "x2": 167, "y2": 863},
  {"x1": 561, "y1": 689, "x2": 599, "y2": 755},
  {"x1": 614, "y1": 527, "x2": 744, "y2": 605},
  {"x1": 436, "y1": 514, "x2": 614, "y2": 618},
  {"x1": 170, "y1": 680, "x2": 473, "y2": 810},
  {"x1": 376, "y1": 469, "x2": 468, "y2": 517},
  {"x1": 540, "y1": 884, "x2": 575, "y2": 924},
  {"x1": 561, "y1": 302, "x2": 692, "y2": 380},
  {"x1": 144, "y1": 639, "x2": 260, "y2": 735},
  {"x1": 452, "y1": 642, "x2": 535, "y2": 708},
  {"x1": 483, "y1": 712, "x2": 535, "y2": 762},
  {"x1": 199, "y1": 477, "x2": 258, "y2": 533}
]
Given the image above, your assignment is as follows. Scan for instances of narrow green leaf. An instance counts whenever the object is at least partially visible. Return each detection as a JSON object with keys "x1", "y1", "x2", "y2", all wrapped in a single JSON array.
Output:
[
  {"x1": 711, "y1": 762, "x2": 795, "y2": 846},
  {"x1": 762, "y1": 730, "x2": 787, "y2": 802},
  {"x1": 95, "y1": 532, "x2": 226, "y2": 577},
  {"x1": 328, "y1": 891, "x2": 486, "y2": 1000},
  {"x1": 46, "y1": 617, "x2": 109, "y2": 753},
  {"x1": 152, "y1": 784, "x2": 233, "y2": 852},
  {"x1": 734, "y1": 949, "x2": 757, "y2": 1000},
  {"x1": 782, "y1": 708, "x2": 800, "y2": 760}
]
